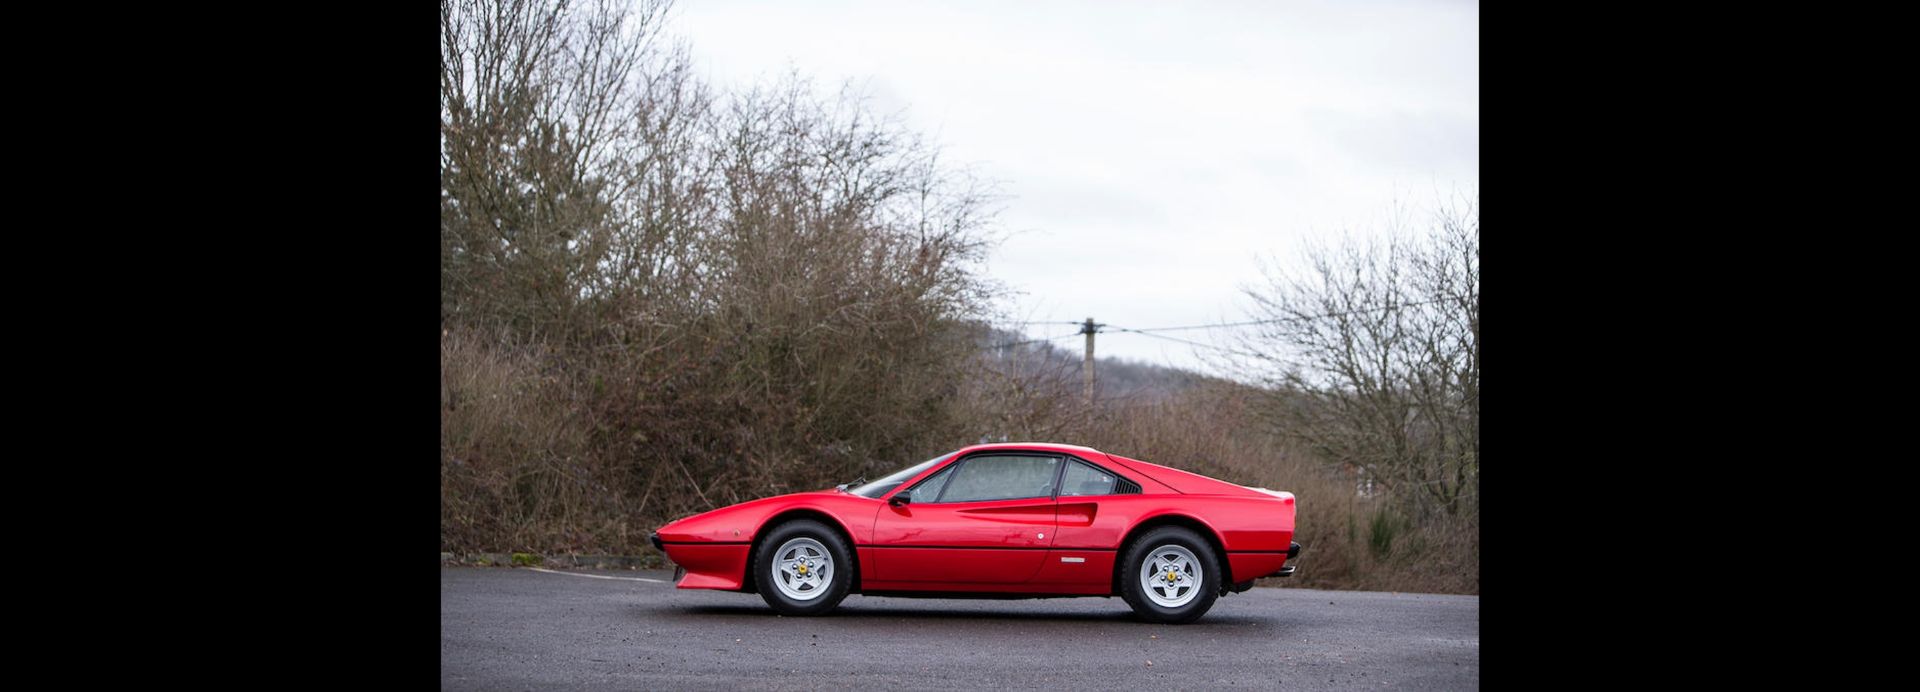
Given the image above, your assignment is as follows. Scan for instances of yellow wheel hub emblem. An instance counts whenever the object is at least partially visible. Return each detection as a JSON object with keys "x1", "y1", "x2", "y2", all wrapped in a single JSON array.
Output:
[{"x1": 797, "y1": 563, "x2": 809, "y2": 576}]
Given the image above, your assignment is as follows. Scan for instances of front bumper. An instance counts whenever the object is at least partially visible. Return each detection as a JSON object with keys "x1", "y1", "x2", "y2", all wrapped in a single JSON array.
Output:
[
  {"x1": 651, "y1": 532, "x2": 689, "y2": 584},
  {"x1": 656, "y1": 530, "x2": 687, "y2": 584},
  {"x1": 649, "y1": 531, "x2": 746, "y2": 590}
]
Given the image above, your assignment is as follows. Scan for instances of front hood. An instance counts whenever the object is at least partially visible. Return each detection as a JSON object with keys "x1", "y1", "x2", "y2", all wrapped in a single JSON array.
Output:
[{"x1": 655, "y1": 489, "x2": 864, "y2": 543}]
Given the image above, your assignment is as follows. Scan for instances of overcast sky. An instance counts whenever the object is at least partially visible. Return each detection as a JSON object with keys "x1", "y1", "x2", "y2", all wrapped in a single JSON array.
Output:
[{"x1": 669, "y1": 0, "x2": 1478, "y2": 373}]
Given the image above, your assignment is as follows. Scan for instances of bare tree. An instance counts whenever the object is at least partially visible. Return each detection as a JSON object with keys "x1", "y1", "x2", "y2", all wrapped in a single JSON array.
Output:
[
  {"x1": 1237, "y1": 196, "x2": 1479, "y2": 516},
  {"x1": 440, "y1": 0, "x2": 677, "y2": 335},
  {"x1": 441, "y1": 0, "x2": 1006, "y2": 550}
]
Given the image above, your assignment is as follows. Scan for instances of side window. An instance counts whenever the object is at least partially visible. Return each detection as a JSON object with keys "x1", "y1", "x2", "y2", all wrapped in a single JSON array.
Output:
[
  {"x1": 938, "y1": 455, "x2": 1061, "y2": 503},
  {"x1": 1060, "y1": 459, "x2": 1119, "y2": 496},
  {"x1": 904, "y1": 464, "x2": 956, "y2": 502}
]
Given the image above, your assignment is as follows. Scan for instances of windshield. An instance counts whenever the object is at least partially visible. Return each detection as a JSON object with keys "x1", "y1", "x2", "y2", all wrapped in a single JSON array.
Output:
[{"x1": 846, "y1": 454, "x2": 952, "y2": 499}]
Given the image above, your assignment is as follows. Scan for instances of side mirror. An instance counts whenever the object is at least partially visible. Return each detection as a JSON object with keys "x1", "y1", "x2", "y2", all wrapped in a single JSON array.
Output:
[{"x1": 889, "y1": 491, "x2": 912, "y2": 507}]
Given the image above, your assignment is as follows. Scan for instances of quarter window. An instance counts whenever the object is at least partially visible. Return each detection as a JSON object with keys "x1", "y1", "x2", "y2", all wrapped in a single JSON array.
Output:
[
  {"x1": 1060, "y1": 459, "x2": 1119, "y2": 496},
  {"x1": 904, "y1": 464, "x2": 956, "y2": 502}
]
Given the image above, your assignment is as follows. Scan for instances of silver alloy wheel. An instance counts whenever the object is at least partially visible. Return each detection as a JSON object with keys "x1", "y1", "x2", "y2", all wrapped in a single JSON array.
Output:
[
  {"x1": 1139, "y1": 544, "x2": 1203, "y2": 608},
  {"x1": 771, "y1": 537, "x2": 833, "y2": 601}
]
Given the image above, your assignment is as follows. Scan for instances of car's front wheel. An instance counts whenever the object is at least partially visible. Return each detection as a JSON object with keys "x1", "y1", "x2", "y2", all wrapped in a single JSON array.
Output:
[
  {"x1": 1118, "y1": 526, "x2": 1221, "y2": 624},
  {"x1": 753, "y1": 519, "x2": 852, "y2": 616}
]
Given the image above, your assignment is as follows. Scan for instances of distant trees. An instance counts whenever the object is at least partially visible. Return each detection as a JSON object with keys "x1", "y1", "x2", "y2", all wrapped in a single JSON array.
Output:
[{"x1": 1237, "y1": 198, "x2": 1479, "y2": 517}]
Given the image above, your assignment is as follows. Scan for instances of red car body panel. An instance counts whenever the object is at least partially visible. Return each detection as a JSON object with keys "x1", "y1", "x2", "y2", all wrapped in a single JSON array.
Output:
[
  {"x1": 870, "y1": 496, "x2": 1058, "y2": 583},
  {"x1": 654, "y1": 442, "x2": 1297, "y2": 596}
]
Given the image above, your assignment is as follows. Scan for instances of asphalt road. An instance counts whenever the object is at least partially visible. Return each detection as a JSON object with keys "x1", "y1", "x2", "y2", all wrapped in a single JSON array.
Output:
[{"x1": 442, "y1": 567, "x2": 1478, "y2": 690}]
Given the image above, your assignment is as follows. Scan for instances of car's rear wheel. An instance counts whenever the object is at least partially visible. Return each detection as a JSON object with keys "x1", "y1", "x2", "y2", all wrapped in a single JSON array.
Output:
[
  {"x1": 1118, "y1": 526, "x2": 1221, "y2": 624},
  {"x1": 753, "y1": 519, "x2": 852, "y2": 616}
]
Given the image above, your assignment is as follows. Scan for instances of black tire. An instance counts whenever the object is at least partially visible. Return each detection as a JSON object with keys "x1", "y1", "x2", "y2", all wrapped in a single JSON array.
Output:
[
  {"x1": 1118, "y1": 526, "x2": 1222, "y2": 624},
  {"x1": 752, "y1": 519, "x2": 853, "y2": 616}
]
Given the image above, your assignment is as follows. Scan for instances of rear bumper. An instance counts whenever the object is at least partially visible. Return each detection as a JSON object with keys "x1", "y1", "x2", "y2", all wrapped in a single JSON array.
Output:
[
  {"x1": 1274, "y1": 542, "x2": 1302, "y2": 577},
  {"x1": 1226, "y1": 541, "x2": 1304, "y2": 581}
]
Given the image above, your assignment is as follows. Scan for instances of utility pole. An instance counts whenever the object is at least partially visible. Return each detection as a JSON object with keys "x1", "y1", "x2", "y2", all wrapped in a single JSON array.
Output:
[{"x1": 1080, "y1": 317, "x2": 1102, "y2": 407}]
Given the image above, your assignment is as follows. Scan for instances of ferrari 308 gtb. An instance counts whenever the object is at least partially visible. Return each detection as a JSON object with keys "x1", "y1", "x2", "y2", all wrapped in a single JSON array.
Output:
[{"x1": 650, "y1": 442, "x2": 1300, "y2": 623}]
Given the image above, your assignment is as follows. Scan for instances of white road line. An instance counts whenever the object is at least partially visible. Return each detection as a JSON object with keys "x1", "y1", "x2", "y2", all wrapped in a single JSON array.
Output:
[{"x1": 526, "y1": 567, "x2": 667, "y2": 583}]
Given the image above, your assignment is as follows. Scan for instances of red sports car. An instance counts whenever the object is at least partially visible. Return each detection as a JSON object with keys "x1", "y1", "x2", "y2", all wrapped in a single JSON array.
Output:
[{"x1": 650, "y1": 442, "x2": 1300, "y2": 623}]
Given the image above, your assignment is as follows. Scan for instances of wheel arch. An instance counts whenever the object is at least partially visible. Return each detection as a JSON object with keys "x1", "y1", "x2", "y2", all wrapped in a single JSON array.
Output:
[
  {"x1": 750, "y1": 508, "x2": 863, "y2": 593},
  {"x1": 1112, "y1": 513, "x2": 1233, "y2": 594}
]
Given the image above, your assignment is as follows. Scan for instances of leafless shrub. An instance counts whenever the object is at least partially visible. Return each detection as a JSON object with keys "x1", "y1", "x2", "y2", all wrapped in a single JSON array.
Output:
[{"x1": 1236, "y1": 196, "x2": 1479, "y2": 519}]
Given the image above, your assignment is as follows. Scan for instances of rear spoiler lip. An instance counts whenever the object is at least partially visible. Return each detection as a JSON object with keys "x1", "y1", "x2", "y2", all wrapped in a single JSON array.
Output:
[{"x1": 1249, "y1": 487, "x2": 1296, "y2": 502}]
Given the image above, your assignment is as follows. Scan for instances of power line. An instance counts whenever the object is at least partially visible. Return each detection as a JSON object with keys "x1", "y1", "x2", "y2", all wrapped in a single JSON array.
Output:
[
  {"x1": 1101, "y1": 327, "x2": 1239, "y2": 353},
  {"x1": 986, "y1": 292, "x2": 1470, "y2": 356},
  {"x1": 1115, "y1": 319, "x2": 1274, "y2": 333},
  {"x1": 1103, "y1": 294, "x2": 1468, "y2": 333},
  {"x1": 979, "y1": 331, "x2": 1081, "y2": 350}
]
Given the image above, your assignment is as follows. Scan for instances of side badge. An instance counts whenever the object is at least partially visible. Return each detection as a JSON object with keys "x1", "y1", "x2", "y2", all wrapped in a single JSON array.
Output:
[{"x1": 1060, "y1": 556, "x2": 1085, "y2": 563}]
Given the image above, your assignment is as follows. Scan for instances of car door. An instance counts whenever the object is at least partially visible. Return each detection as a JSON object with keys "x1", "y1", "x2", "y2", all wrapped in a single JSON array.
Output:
[{"x1": 870, "y1": 453, "x2": 1062, "y2": 584}]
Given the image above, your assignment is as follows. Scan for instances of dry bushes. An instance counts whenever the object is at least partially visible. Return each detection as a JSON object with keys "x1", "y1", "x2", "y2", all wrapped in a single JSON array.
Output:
[
  {"x1": 1063, "y1": 382, "x2": 1474, "y2": 594},
  {"x1": 441, "y1": 329, "x2": 624, "y2": 553},
  {"x1": 440, "y1": 321, "x2": 1477, "y2": 592}
]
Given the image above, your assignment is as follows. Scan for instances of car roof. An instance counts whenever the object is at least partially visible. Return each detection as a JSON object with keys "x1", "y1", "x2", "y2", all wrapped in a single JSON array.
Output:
[{"x1": 954, "y1": 441, "x2": 1105, "y2": 456}]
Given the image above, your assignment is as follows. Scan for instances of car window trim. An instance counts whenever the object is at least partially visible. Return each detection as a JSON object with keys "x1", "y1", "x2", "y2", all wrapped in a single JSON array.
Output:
[{"x1": 914, "y1": 452, "x2": 1067, "y2": 505}]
